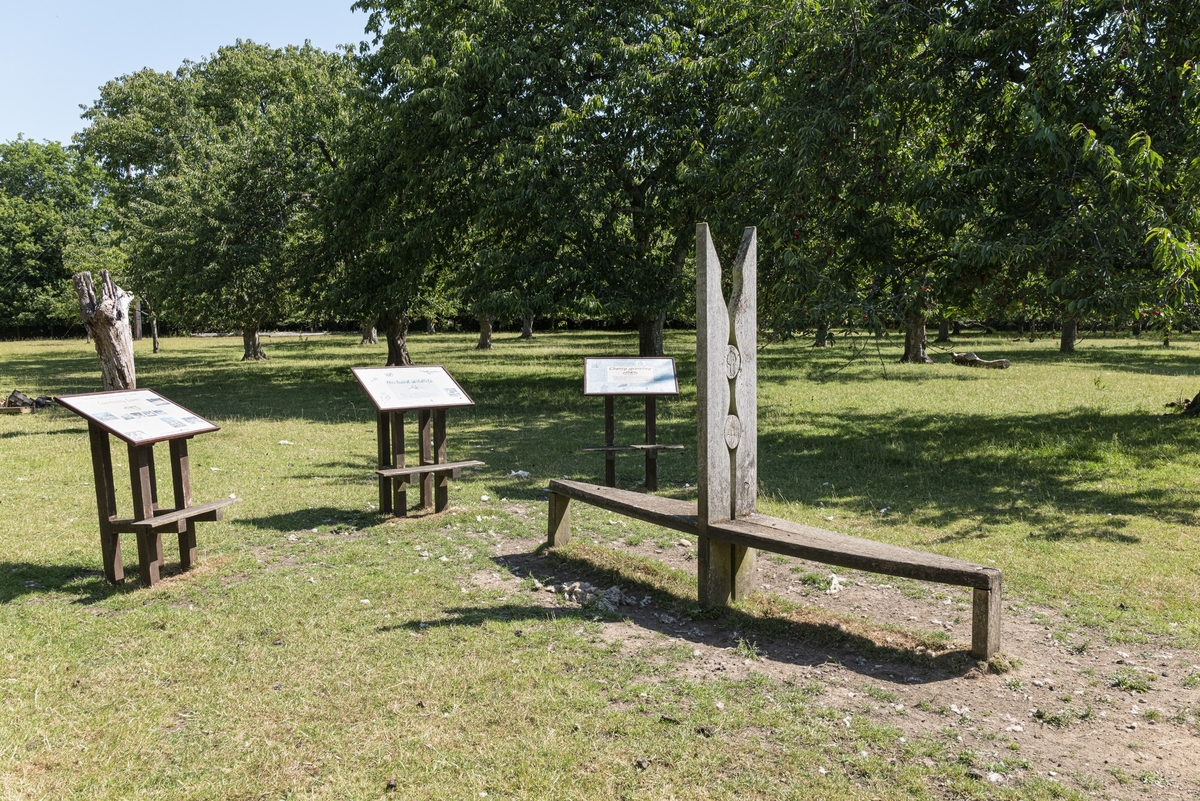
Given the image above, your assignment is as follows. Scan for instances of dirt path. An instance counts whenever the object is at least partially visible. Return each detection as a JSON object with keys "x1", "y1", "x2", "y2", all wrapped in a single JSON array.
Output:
[{"x1": 474, "y1": 523, "x2": 1200, "y2": 800}]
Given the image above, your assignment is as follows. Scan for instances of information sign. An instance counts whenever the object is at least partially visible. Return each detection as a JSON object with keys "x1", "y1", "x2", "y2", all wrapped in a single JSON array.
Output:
[
  {"x1": 352, "y1": 366, "x2": 475, "y2": 411},
  {"x1": 583, "y1": 358, "x2": 679, "y2": 395},
  {"x1": 56, "y1": 389, "x2": 218, "y2": 445}
]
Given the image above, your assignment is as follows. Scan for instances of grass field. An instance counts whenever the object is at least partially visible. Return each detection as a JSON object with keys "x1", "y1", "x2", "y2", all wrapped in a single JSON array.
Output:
[{"x1": 2, "y1": 329, "x2": 1199, "y2": 799}]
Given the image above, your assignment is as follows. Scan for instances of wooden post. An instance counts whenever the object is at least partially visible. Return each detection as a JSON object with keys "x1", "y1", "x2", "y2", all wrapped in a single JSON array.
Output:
[
  {"x1": 169, "y1": 438, "x2": 196, "y2": 570},
  {"x1": 376, "y1": 410, "x2": 392, "y2": 514},
  {"x1": 391, "y1": 411, "x2": 407, "y2": 516},
  {"x1": 418, "y1": 409, "x2": 433, "y2": 509},
  {"x1": 972, "y1": 578, "x2": 1002, "y2": 660},
  {"x1": 127, "y1": 443, "x2": 163, "y2": 586},
  {"x1": 604, "y1": 395, "x2": 616, "y2": 487},
  {"x1": 433, "y1": 409, "x2": 449, "y2": 512},
  {"x1": 87, "y1": 422, "x2": 123, "y2": 583},
  {"x1": 644, "y1": 396, "x2": 658, "y2": 490},
  {"x1": 696, "y1": 223, "x2": 758, "y2": 605},
  {"x1": 548, "y1": 492, "x2": 571, "y2": 547}
]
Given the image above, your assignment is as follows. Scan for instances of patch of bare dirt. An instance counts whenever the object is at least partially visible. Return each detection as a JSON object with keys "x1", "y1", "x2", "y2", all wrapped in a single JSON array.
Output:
[{"x1": 475, "y1": 523, "x2": 1200, "y2": 800}]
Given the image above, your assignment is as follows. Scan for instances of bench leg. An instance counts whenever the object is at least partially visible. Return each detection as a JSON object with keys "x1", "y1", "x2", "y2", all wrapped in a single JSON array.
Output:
[
  {"x1": 697, "y1": 535, "x2": 732, "y2": 606},
  {"x1": 548, "y1": 492, "x2": 571, "y2": 547},
  {"x1": 731, "y1": 545, "x2": 757, "y2": 601},
  {"x1": 971, "y1": 585, "x2": 1002, "y2": 661}
]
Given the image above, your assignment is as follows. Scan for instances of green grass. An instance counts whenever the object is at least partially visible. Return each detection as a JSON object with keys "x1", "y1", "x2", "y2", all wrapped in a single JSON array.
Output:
[{"x1": 1, "y1": 328, "x2": 1194, "y2": 798}]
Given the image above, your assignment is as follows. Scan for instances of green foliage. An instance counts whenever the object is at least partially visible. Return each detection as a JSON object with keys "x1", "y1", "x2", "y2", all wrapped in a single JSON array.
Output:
[
  {"x1": 78, "y1": 42, "x2": 357, "y2": 348},
  {"x1": 0, "y1": 138, "x2": 118, "y2": 331}
]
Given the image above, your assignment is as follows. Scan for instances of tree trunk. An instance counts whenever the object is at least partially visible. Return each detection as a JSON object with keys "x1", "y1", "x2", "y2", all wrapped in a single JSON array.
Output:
[
  {"x1": 476, "y1": 316, "x2": 494, "y2": 350},
  {"x1": 519, "y1": 315, "x2": 534, "y2": 339},
  {"x1": 425, "y1": 318, "x2": 437, "y2": 334},
  {"x1": 952, "y1": 320, "x2": 962, "y2": 336},
  {"x1": 637, "y1": 312, "x2": 665, "y2": 357},
  {"x1": 1060, "y1": 318, "x2": 1076, "y2": 354},
  {"x1": 242, "y1": 323, "x2": 268, "y2": 361},
  {"x1": 360, "y1": 319, "x2": 378, "y2": 345},
  {"x1": 934, "y1": 318, "x2": 951, "y2": 343},
  {"x1": 384, "y1": 314, "x2": 412, "y2": 366},
  {"x1": 133, "y1": 299, "x2": 142, "y2": 340},
  {"x1": 899, "y1": 311, "x2": 932, "y2": 364},
  {"x1": 151, "y1": 314, "x2": 160, "y2": 354},
  {"x1": 813, "y1": 320, "x2": 830, "y2": 348},
  {"x1": 73, "y1": 270, "x2": 136, "y2": 390}
]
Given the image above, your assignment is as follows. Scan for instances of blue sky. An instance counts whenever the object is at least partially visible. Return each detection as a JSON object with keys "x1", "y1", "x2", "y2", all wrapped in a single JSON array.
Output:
[{"x1": 0, "y1": 1, "x2": 373, "y2": 145}]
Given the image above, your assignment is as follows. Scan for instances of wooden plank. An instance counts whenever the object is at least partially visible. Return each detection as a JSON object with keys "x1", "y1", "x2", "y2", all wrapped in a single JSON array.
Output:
[
  {"x1": 604, "y1": 395, "x2": 615, "y2": 487},
  {"x1": 130, "y1": 497, "x2": 241, "y2": 530},
  {"x1": 547, "y1": 480, "x2": 698, "y2": 534},
  {"x1": 0, "y1": 406, "x2": 31, "y2": 414},
  {"x1": 695, "y1": 222, "x2": 731, "y2": 527},
  {"x1": 418, "y1": 408, "x2": 433, "y2": 509},
  {"x1": 87, "y1": 422, "x2": 123, "y2": 583},
  {"x1": 391, "y1": 410, "x2": 406, "y2": 516},
  {"x1": 582, "y1": 444, "x2": 684, "y2": 452},
  {"x1": 376, "y1": 411, "x2": 391, "y2": 514},
  {"x1": 128, "y1": 443, "x2": 163, "y2": 586},
  {"x1": 169, "y1": 438, "x2": 196, "y2": 569},
  {"x1": 547, "y1": 492, "x2": 572, "y2": 547},
  {"x1": 433, "y1": 409, "x2": 449, "y2": 512},
  {"x1": 707, "y1": 514, "x2": 1001, "y2": 591},
  {"x1": 645, "y1": 395, "x2": 658, "y2": 491},
  {"x1": 376, "y1": 460, "x2": 484, "y2": 479}
]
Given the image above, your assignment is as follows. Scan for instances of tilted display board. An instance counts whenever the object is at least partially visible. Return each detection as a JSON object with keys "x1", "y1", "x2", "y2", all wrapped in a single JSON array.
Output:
[
  {"x1": 352, "y1": 366, "x2": 475, "y2": 411},
  {"x1": 56, "y1": 387, "x2": 237, "y2": 587},
  {"x1": 56, "y1": 389, "x2": 218, "y2": 444},
  {"x1": 583, "y1": 357, "x2": 679, "y2": 396}
]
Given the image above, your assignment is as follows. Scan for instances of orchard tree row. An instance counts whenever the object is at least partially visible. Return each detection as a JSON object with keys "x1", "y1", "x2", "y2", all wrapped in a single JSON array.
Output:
[{"x1": 3, "y1": 0, "x2": 1197, "y2": 362}]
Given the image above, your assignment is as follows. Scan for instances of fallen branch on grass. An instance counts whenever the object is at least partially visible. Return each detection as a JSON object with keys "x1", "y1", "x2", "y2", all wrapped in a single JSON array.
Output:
[{"x1": 951, "y1": 352, "x2": 1011, "y2": 369}]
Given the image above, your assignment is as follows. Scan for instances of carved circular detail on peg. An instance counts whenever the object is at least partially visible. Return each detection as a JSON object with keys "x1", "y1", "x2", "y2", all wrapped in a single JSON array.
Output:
[
  {"x1": 725, "y1": 345, "x2": 741, "y2": 379},
  {"x1": 724, "y1": 414, "x2": 742, "y2": 450}
]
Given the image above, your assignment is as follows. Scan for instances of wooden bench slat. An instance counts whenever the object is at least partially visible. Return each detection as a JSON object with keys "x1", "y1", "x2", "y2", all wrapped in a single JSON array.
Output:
[
  {"x1": 548, "y1": 480, "x2": 997, "y2": 590},
  {"x1": 549, "y1": 480, "x2": 698, "y2": 534},
  {"x1": 581, "y1": 444, "x2": 685, "y2": 452},
  {"x1": 708, "y1": 515, "x2": 1001, "y2": 591},
  {"x1": 130, "y1": 497, "x2": 241, "y2": 530},
  {"x1": 376, "y1": 459, "x2": 485, "y2": 479}
]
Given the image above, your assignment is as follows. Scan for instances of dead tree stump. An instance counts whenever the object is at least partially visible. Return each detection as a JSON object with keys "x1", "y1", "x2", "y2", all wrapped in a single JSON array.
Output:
[{"x1": 73, "y1": 270, "x2": 136, "y2": 390}]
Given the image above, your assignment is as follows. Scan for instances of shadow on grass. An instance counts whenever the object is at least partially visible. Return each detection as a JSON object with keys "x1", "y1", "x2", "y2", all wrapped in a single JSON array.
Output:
[
  {"x1": 381, "y1": 546, "x2": 981, "y2": 686},
  {"x1": 0, "y1": 562, "x2": 130, "y2": 605}
]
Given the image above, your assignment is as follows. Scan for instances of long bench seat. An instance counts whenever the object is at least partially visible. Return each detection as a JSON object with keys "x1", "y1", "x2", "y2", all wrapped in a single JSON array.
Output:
[{"x1": 546, "y1": 479, "x2": 1001, "y2": 660}]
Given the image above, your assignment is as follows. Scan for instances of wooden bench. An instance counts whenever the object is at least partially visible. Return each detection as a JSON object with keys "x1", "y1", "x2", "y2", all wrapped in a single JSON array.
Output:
[
  {"x1": 544, "y1": 224, "x2": 1003, "y2": 661},
  {"x1": 547, "y1": 479, "x2": 1001, "y2": 659}
]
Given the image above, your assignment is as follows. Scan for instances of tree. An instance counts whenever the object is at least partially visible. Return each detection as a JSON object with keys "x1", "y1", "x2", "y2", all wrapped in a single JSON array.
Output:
[
  {"x1": 0, "y1": 139, "x2": 118, "y2": 335},
  {"x1": 79, "y1": 42, "x2": 357, "y2": 359},
  {"x1": 354, "y1": 0, "x2": 740, "y2": 356}
]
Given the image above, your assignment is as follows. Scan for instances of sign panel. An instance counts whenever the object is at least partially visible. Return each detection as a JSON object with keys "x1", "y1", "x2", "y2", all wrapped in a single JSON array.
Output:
[
  {"x1": 57, "y1": 389, "x2": 219, "y2": 445},
  {"x1": 583, "y1": 357, "x2": 679, "y2": 395},
  {"x1": 352, "y1": 365, "x2": 475, "y2": 411}
]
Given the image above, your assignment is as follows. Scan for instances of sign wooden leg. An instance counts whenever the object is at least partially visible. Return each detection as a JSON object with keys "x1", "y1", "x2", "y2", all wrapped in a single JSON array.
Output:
[
  {"x1": 391, "y1": 411, "x2": 407, "y2": 516},
  {"x1": 604, "y1": 396, "x2": 616, "y2": 487},
  {"x1": 169, "y1": 438, "x2": 196, "y2": 570},
  {"x1": 128, "y1": 443, "x2": 163, "y2": 586},
  {"x1": 644, "y1": 396, "x2": 657, "y2": 491},
  {"x1": 418, "y1": 409, "x2": 433, "y2": 509},
  {"x1": 376, "y1": 411, "x2": 392, "y2": 514},
  {"x1": 433, "y1": 409, "x2": 449, "y2": 512},
  {"x1": 88, "y1": 422, "x2": 123, "y2": 583}
]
